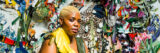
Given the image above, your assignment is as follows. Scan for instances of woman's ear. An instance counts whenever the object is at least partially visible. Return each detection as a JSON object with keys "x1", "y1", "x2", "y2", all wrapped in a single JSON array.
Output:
[{"x1": 59, "y1": 17, "x2": 63, "y2": 25}]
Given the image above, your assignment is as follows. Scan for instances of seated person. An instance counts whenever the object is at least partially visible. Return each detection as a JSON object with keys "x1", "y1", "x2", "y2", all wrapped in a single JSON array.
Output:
[{"x1": 40, "y1": 6, "x2": 88, "y2": 53}]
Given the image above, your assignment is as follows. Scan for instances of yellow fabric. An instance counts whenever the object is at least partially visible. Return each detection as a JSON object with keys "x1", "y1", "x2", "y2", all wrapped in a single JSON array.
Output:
[
  {"x1": 17, "y1": 11, "x2": 21, "y2": 16},
  {"x1": 105, "y1": 8, "x2": 108, "y2": 16},
  {"x1": 25, "y1": 13, "x2": 27, "y2": 22},
  {"x1": 51, "y1": 28, "x2": 75, "y2": 53},
  {"x1": 5, "y1": 0, "x2": 9, "y2": 5},
  {"x1": 11, "y1": 0, "x2": 16, "y2": 7}
]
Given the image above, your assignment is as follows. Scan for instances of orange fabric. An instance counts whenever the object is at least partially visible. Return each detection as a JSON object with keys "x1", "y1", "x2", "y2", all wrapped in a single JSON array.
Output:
[
  {"x1": 28, "y1": 29, "x2": 35, "y2": 37},
  {"x1": 44, "y1": 0, "x2": 55, "y2": 21},
  {"x1": 25, "y1": 0, "x2": 30, "y2": 9},
  {"x1": 129, "y1": 0, "x2": 138, "y2": 9}
]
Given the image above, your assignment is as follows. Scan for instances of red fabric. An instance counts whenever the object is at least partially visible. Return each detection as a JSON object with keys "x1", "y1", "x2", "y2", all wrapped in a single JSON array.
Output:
[
  {"x1": 81, "y1": 0, "x2": 84, "y2": 6},
  {"x1": 4, "y1": 37, "x2": 15, "y2": 45},
  {"x1": 129, "y1": 0, "x2": 138, "y2": 9},
  {"x1": 128, "y1": 33, "x2": 137, "y2": 40},
  {"x1": 125, "y1": 23, "x2": 130, "y2": 30},
  {"x1": 22, "y1": 41, "x2": 26, "y2": 46}
]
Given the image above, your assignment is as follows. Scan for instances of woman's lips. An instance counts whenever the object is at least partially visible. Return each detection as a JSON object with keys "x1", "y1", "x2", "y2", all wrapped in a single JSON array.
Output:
[{"x1": 72, "y1": 28, "x2": 78, "y2": 33}]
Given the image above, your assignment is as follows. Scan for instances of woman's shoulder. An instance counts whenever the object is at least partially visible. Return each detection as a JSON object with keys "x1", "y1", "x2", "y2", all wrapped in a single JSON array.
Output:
[{"x1": 39, "y1": 36, "x2": 57, "y2": 53}]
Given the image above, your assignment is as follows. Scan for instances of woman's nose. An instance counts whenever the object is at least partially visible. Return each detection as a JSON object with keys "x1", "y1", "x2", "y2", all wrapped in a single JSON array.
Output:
[{"x1": 74, "y1": 21, "x2": 79, "y2": 27}]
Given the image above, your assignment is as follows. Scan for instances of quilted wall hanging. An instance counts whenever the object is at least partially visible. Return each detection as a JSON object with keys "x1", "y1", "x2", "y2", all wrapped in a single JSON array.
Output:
[{"x1": 1, "y1": 0, "x2": 160, "y2": 53}]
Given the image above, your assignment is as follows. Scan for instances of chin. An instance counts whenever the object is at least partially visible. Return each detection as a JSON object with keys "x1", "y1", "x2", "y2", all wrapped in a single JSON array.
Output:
[{"x1": 70, "y1": 33, "x2": 77, "y2": 36}]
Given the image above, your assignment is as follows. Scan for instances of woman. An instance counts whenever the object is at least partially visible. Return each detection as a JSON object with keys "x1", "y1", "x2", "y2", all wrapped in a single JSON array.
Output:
[{"x1": 40, "y1": 6, "x2": 88, "y2": 53}]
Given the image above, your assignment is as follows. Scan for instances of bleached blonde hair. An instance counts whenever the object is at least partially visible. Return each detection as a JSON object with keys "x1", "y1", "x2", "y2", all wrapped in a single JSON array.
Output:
[{"x1": 59, "y1": 6, "x2": 80, "y2": 18}]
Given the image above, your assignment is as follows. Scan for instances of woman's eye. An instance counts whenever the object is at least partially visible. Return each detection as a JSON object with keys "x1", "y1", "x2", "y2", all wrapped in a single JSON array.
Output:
[
  {"x1": 78, "y1": 20, "x2": 81, "y2": 23},
  {"x1": 69, "y1": 19, "x2": 74, "y2": 22}
]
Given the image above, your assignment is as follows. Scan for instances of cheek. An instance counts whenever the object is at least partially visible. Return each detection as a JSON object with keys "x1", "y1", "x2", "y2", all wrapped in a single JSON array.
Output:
[
  {"x1": 63, "y1": 20, "x2": 74, "y2": 29},
  {"x1": 67, "y1": 21, "x2": 75, "y2": 28}
]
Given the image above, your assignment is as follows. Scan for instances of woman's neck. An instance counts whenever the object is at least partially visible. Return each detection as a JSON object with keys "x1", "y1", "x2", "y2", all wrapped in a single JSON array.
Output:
[
  {"x1": 68, "y1": 35, "x2": 75, "y2": 43},
  {"x1": 61, "y1": 27, "x2": 76, "y2": 43}
]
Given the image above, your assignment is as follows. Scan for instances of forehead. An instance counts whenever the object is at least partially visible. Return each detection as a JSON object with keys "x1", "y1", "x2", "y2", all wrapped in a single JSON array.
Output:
[{"x1": 65, "y1": 12, "x2": 81, "y2": 19}]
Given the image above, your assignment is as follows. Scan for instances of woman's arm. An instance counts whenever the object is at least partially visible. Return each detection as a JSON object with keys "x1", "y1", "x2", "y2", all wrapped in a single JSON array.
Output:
[
  {"x1": 84, "y1": 41, "x2": 88, "y2": 53},
  {"x1": 39, "y1": 39, "x2": 57, "y2": 53}
]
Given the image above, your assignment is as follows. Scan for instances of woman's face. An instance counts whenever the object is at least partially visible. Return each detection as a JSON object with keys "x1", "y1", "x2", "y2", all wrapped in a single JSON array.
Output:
[{"x1": 60, "y1": 12, "x2": 81, "y2": 36}]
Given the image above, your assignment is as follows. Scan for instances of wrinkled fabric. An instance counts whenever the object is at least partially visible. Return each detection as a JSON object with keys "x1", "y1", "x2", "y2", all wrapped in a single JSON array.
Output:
[{"x1": 50, "y1": 28, "x2": 75, "y2": 53}]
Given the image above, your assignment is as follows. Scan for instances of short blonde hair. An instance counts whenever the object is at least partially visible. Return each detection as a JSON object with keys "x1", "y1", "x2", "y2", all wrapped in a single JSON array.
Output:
[{"x1": 59, "y1": 6, "x2": 80, "y2": 18}]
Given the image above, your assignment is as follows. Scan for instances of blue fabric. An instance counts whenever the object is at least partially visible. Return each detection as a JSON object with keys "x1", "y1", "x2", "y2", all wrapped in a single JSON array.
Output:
[
  {"x1": 15, "y1": 0, "x2": 32, "y2": 14},
  {"x1": 3, "y1": 26, "x2": 10, "y2": 37},
  {"x1": 93, "y1": 5, "x2": 105, "y2": 18},
  {"x1": 18, "y1": 3, "x2": 26, "y2": 14},
  {"x1": 16, "y1": 42, "x2": 28, "y2": 53},
  {"x1": 152, "y1": 27, "x2": 160, "y2": 42},
  {"x1": 147, "y1": 26, "x2": 156, "y2": 33},
  {"x1": 5, "y1": 48, "x2": 9, "y2": 53},
  {"x1": 14, "y1": 0, "x2": 23, "y2": 4}
]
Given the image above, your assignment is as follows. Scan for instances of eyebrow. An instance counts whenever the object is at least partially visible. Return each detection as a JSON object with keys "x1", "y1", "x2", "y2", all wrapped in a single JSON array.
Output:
[{"x1": 70, "y1": 16, "x2": 81, "y2": 20}]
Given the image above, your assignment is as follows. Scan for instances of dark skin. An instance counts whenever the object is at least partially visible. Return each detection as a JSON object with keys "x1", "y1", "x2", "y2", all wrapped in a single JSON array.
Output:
[{"x1": 40, "y1": 11, "x2": 88, "y2": 53}]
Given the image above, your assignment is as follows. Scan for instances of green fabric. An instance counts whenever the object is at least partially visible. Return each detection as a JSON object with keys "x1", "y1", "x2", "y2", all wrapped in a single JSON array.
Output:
[
  {"x1": 76, "y1": 37, "x2": 86, "y2": 53},
  {"x1": 117, "y1": 0, "x2": 120, "y2": 4},
  {"x1": 12, "y1": 16, "x2": 20, "y2": 25},
  {"x1": 103, "y1": 21, "x2": 107, "y2": 33}
]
